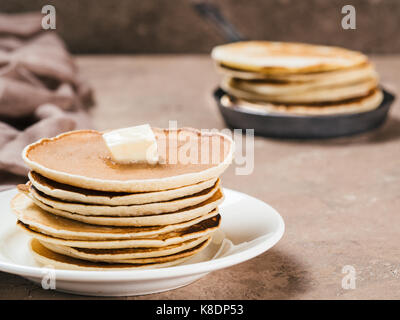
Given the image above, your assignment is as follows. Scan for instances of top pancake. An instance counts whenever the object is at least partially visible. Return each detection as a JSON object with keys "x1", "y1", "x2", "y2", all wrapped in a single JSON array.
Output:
[
  {"x1": 211, "y1": 41, "x2": 368, "y2": 74},
  {"x1": 23, "y1": 128, "x2": 234, "y2": 192}
]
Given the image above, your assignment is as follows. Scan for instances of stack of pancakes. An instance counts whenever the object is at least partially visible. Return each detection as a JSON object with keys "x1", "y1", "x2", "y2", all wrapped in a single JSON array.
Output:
[
  {"x1": 212, "y1": 41, "x2": 383, "y2": 116},
  {"x1": 11, "y1": 128, "x2": 233, "y2": 270}
]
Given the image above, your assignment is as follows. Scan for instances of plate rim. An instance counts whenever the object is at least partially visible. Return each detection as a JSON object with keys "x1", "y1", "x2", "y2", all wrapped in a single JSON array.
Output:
[{"x1": 0, "y1": 188, "x2": 285, "y2": 282}]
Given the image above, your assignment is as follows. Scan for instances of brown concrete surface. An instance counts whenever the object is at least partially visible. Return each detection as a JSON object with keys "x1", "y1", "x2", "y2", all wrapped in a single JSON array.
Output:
[
  {"x1": 2, "y1": 0, "x2": 399, "y2": 54},
  {"x1": 0, "y1": 55, "x2": 399, "y2": 299}
]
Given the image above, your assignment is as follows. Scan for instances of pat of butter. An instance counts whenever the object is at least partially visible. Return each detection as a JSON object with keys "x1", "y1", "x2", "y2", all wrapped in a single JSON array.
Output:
[{"x1": 102, "y1": 124, "x2": 159, "y2": 164}]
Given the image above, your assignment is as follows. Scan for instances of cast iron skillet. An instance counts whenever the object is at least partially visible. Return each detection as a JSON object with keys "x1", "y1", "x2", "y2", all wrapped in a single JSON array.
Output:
[
  {"x1": 214, "y1": 88, "x2": 395, "y2": 139},
  {"x1": 191, "y1": 3, "x2": 396, "y2": 139}
]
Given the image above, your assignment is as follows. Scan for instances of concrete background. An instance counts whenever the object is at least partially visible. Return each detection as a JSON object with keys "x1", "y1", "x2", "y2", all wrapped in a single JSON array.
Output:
[{"x1": 1, "y1": 0, "x2": 398, "y2": 54}]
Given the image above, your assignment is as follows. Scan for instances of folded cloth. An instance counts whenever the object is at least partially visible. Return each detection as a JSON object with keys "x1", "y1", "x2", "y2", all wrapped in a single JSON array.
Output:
[{"x1": 0, "y1": 13, "x2": 94, "y2": 191}]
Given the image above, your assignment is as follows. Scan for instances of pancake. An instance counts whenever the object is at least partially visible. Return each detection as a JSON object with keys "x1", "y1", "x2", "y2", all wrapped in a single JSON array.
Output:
[
  {"x1": 220, "y1": 88, "x2": 383, "y2": 116},
  {"x1": 216, "y1": 62, "x2": 376, "y2": 83},
  {"x1": 18, "y1": 214, "x2": 221, "y2": 249},
  {"x1": 23, "y1": 128, "x2": 234, "y2": 192},
  {"x1": 11, "y1": 192, "x2": 220, "y2": 240},
  {"x1": 39, "y1": 236, "x2": 210, "y2": 263},
  {"x1": 211, "y1": 41, "x2": 368, "y2": 74},
  {"x1": 29, "y1": 171, "x2": 218, "y2": 206},
  {"x1": 28, "y1": 179, "x2": 220, "y2": 217},
  {"x1": 226, "y1": 71, "x2": 378, "y2": 96},
  {"x1": 222, "y1": 77, "x2": 378, "y2": 103},
  {"x1": 26, "y1": 188, "x2": 224, "y2": 226},
  {"x1": 30, "y1": 239, "x2": 201, "y2": 270}
]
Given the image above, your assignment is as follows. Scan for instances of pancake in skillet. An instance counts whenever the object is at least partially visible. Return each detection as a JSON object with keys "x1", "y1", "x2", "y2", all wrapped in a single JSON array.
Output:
[
  {"x1": 211, "y1": 41, "x2": 368, "y2": 74},
  {"x1": 220, "y1": 89, "x2": 383, "y2": 116}
]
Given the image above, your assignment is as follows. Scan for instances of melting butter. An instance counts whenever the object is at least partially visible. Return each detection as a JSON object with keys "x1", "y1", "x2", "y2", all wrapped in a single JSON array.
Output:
[{"x1": 102, "y1": 124, "x2": 159, "y2": 164}]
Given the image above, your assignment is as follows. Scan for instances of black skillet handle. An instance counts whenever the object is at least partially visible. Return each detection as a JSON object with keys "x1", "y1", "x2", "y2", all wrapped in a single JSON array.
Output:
[{"x1": 190, "y1": 0, "x2": 246, "y2": 42}]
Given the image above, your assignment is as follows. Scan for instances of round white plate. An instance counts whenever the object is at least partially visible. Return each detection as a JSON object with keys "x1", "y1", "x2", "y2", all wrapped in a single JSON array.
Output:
[{"x1": 0, "y1": 188, "x2": 284, "y2": 297}]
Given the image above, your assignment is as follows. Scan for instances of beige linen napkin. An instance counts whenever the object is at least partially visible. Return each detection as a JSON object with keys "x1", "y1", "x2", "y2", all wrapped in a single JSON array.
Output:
[{"x1": 0, "y1": 13, "x2": 94, "y2": 190}]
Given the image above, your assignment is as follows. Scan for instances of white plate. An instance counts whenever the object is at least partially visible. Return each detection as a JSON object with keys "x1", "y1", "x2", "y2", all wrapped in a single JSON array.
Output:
[{"x1": 0, "y1": 188, "x2": 284, "y2": 297}]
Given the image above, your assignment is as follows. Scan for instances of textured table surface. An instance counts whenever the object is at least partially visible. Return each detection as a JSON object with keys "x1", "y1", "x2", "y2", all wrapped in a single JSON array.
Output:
[{"x1": 1, "y1": 55, "x2": 399, "y2": 300}]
